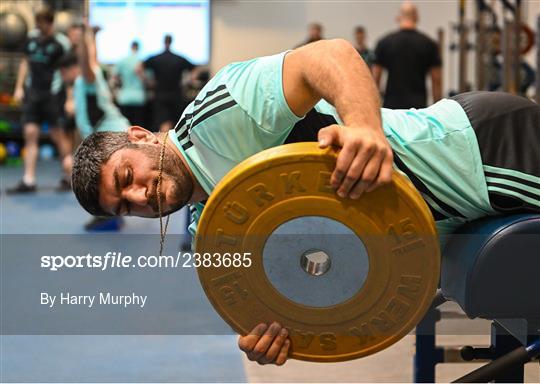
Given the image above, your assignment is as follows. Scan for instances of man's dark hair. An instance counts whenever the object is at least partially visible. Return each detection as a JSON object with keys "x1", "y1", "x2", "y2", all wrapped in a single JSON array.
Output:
[
  {"x1": 72, "y1": 132, "x2": 132, "y2": 216},
  {"x1": 164, "y1": 34, "x2": 173, "y2": 46},
  {"x1": 131, "y1": 40, "x2": 139, "y2": 50},
  {"x1": 355, "y1": 25, "x2": 365, "y2": 34},
  {"x1": 56, "y1": 52, "x2": 78, "y2": 69},
  {"x1": 35, "y1": 8, "x2": 55, "y2": 24}
]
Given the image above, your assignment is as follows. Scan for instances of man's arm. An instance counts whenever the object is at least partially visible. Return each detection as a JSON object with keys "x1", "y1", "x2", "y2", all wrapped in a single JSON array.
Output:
[
  {"x1": 283, "y1": 39, "x2": 393, "y2": 199},
  {"x1": 430, "y1": 66, "x2": 442, "y2": 103},
  {"x1": 13, "y1": 58, "x2": 28, "y2": 103},
  {"x1": 78, "y1": 24, "x2": 98, "y2": 83}
]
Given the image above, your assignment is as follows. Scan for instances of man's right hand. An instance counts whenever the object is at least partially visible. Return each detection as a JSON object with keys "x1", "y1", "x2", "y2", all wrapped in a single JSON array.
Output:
[
  {"x1": 13, "y1": 87, "x2": 24, "y2": 104},
  {"x1": 238, "y1": 322, "x2": 291, "y2": 366}
]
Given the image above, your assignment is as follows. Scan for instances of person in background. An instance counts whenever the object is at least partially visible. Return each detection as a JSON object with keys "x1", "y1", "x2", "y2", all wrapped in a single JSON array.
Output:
[
  {"x1": 372, "y1": 1, "x2": 442, "y2": 108},
  {"x1": 113, "y1": 41, "x2": 146, "y2": 126},
  {"x1": 353, "y1": 26, "x2": 376, "y2": 68},
  {"x1": 66, "y1": 23, "x2": 83, "y2": 51},
  {"x1": 57, "y1": 23, "x2": 84, "y2": 169},
  {"x1": 296, "y1": 22, "x2": 324, "y2": 47},
  {"x1": 57, "y1": 22, "x2": 128, "y2": 230},
  {"x1": 8, "y1": 8, "x2": 73, "y2": 193},
  {"x1": 144, "y1": 34, "x2": 195, "y2": 132}
]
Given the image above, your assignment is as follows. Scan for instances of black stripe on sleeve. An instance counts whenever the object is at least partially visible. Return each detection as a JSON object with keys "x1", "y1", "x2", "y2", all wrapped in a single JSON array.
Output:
[
  {"x1": 174, "y1": 117, "x2": 187, "y2": 133},
  {"x1": 189, "y1": 100, "x2": 237, "y2": 130},
  {"x1": 193, "y1": 84, "x2": 227, "y2": 106},
  {"x1": 180, "y1": 99, "x2": 236, "y2": 150},
  {"x1": 174, "y1": 84, "x2": 228, "y2": 133},
  {"x1": 177, "y1": 125, "x2": 190, "y2": 141},
  {"x1": 190, "y1": 92, "x2": 231, "y2": 120},
  {"x1": 182, "y1": 140, "x2": 193, "y2": 151}
]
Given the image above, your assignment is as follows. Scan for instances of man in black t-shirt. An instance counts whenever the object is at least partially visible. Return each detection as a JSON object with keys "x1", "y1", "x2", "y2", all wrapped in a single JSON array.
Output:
[
  {"x1": 8, "y1": 8, "x2": 73, "y2": 194},
  {"x1": 144, "y1": 34, "x2": 195, "y2": 132},
  {"x1": 372, "y1": 1, "x2": 442, "y2": 109}
]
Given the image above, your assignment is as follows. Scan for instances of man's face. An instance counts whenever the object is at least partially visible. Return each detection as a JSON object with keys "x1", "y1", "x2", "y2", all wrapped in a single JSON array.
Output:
[
  {"x1": 98, "y1": 141, "x2": 193, "y2": 218},
  {"x1": 67, "y1": 26, "x2": 83, "y2": 46},
  {"x1": 60, "y1": 65, "x2": 79, "y2": 85},
  {"x1": 36, "y1": 20, "x2": 53, "y2": 36}
]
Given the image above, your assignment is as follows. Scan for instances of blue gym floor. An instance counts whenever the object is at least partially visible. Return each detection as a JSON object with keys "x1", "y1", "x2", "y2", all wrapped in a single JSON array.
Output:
[{"x1": 1, "y1": 160, "x2": 246, "y2": 382}]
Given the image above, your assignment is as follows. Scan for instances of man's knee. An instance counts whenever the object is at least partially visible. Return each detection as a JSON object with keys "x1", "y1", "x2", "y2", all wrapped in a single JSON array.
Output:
[{"x1": 23, "y1": 123, "x2": 40, "y2": 142}]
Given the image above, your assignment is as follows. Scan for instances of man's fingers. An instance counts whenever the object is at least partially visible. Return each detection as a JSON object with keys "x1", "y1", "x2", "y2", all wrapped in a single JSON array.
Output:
[
  {"x1": 332, "y1": 143, "x2": 358, "y2": 193},
  {"x1": 349, "y1": 150, "x2": 385, "y2": 199},
  {"x1": 275, "y1": 339, "x2": 291, "y2": 366},
  {"x1": 250, "y1": 322, "x2": 281, "y2": 360},
  {"x1": 238, "y1": 323, "x2": 268, "y2": 353},
  {"x1": 366, "y1": 150, "x2": 394, "y2": 193},
  {"x1": 318, "y1": 125, "x2": 341, "y2": 148},
  {"x1": 319, "y1": 125, "x2": 394, "y2": 198},
  {"x1": 337, "y1": 144, "x2": 377, "y2": 197},
  {"x1": 257, "y1": 327, "x2": 289, "y2": 364}
]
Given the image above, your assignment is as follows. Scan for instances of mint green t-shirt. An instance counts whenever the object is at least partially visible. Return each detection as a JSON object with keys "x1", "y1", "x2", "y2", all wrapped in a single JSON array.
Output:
[
  {"x1": 114, "y1": 53, "x2": 146, "y2": 106},
  {"x1": 168, "y1": 51, "x2": 495, "y2": 238}
]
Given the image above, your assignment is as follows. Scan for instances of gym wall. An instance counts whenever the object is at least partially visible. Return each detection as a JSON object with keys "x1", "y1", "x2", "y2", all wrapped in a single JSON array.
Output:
[
  {"x1": 212, "y1": 0, "x2": 539, "y2": 99},
  {"x1": 2, "y1": 0, "x2": 538, "y2": 99}
]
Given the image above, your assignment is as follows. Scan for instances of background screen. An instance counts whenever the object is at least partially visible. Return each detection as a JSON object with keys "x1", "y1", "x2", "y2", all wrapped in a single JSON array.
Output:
[{"x1": 89, "y1": 0, "x2": 210, "y2": 65}]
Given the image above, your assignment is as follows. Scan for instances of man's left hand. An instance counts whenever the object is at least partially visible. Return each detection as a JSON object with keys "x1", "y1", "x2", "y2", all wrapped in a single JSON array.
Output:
[{"x1": 318, "y1": 124, "x2": 393, "y2": 199}]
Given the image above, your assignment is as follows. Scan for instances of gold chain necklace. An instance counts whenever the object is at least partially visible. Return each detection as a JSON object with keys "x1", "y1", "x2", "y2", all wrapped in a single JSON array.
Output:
[{"x1": 158, "y1": 133, "x2": 170, "y2": 256}]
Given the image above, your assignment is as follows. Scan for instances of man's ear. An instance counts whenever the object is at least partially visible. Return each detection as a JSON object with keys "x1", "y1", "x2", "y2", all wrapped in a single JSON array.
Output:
[{"x1": 127, "y1": 126, "x2": 159, "y2": 144}]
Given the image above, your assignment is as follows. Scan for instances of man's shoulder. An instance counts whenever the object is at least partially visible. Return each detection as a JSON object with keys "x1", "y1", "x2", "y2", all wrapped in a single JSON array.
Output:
[
  {"x1": 379, "y1": 30, "x2": 402, "y2": 43},
  {"x1": 53, "y1": 32, "x2": 70, "y2": 51},
  {"x1": 405, "y1": 30, "x2": 437, "y2": 46},
  {"x1": 145, "y1": 52, "x2": 164, "y2": 63},
  {"x1": 170, "y1": 52, "x2": 192, "y2": 66},
  {"x1": 375, "y1": 30, "x2": 403, "y2": 51}
]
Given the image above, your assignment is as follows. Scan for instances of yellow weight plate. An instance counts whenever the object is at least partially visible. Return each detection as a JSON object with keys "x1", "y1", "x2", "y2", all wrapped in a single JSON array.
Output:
[{"x1": 196, "y1": 142, "x2": 440, "y2": 362}]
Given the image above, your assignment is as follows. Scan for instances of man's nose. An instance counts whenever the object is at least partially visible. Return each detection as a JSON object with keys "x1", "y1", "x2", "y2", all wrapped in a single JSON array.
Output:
[{"x1": 124, "y1": 185, "x2": 148, "y2": 206}]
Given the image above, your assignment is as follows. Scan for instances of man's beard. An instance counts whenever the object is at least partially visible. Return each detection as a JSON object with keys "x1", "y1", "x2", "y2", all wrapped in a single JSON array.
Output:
[{"x1": 138, "y1": 143, "x2": 194, "y2": 216}]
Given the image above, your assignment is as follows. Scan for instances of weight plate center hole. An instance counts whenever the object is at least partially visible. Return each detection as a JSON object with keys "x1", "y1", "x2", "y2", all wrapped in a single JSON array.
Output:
[{"x1": 300, "y1": 249, "x2": 331, "y2": 276}]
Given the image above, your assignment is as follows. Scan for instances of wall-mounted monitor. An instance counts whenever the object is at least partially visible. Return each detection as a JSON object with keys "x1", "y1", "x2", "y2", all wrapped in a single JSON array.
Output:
[{"x1": 89, "y1": 0, "x2": 210, "y2": 65}]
